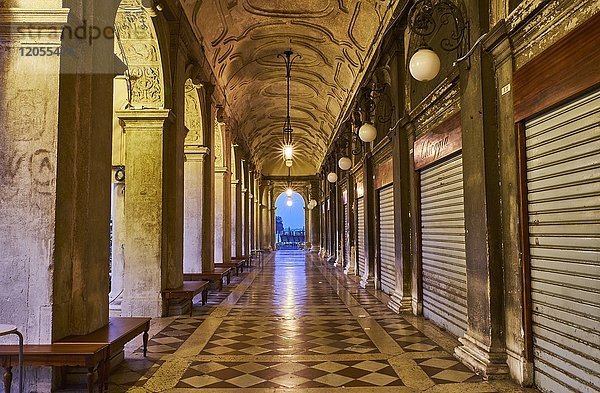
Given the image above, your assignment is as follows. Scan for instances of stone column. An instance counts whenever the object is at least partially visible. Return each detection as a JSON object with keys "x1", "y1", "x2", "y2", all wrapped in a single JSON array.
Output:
[
  {"x1": 344, "y1": 176, "x2": 356, "y2": 275},
  {"x1": 360, "y1": 154, "x2": 375, "y2": 288},
  {"x1": 454, "y1": 2, "x2": 508, "y2": 378},
  {"x1": 485, "y1": 23, "x2": 533, "y2": 383},
  {"x1": 214, "y1": 168, "x2": 228, "y2": 263},
  {"x1": 0, "y1": 9, "x2": 69, "y2": 389},
  {"x1": 309, "y1": 182, "x2": 321, "y2": 252},
  {"x1": 241, "y1": 187, "x2": 247, "y2": 255},
  {"x1": 118, "y1": 109, "x2": 173, "y2": 317},
  {"x1": 389, "y1": 125, "x2": 413, "y2": 312},
  {"x1": 230, "y1": 181, "x2": 237, "y2": 256},
  {"x1": 184, "y1": 146, "x2": 209, "y2": 273},
  {"x1": 201, "y1": 91, "x2": 216, "y2": 273},
  {"x1": 110, "y1": 179, "x2": 126, "y2": 307}
]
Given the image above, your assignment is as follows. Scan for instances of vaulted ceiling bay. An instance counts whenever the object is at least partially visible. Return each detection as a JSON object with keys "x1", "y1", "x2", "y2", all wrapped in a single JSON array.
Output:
[{"x1": 181, "y1": 0, "x2": 403, "y2": 175}]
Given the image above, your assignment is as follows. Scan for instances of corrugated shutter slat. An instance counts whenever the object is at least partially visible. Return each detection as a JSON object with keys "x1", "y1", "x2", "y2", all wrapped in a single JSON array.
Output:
[
  {"x1": 420, "y1": 154, "x2": 468, "y2": 338},
  {"x1": 357, "y1": 197, "x2": 365, "y2": 277},
  {"x1": 526, "y1": 88, "x2": 600, "y2": 393},
  {"x1": 378, "y1": 185, "x2": 396, "y2": 295}
]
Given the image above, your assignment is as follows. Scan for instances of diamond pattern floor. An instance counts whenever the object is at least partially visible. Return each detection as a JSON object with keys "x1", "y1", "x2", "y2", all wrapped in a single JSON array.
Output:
[{"x1": 107, "y1": 251, "x2": 539, "y2": 393}]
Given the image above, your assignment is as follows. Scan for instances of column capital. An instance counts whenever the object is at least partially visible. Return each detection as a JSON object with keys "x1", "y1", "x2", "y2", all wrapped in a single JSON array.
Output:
[
  {"x1": 0, "y1": 8, "x2": 69, "y2": 43},
  {"x1": 116, "y1": 109, "x2": 174, "y2": 130},
  {"x1": 184, "y1": 145, "x2": 210, "y2": 155},
  {"x1": 185, "y1": 146, "x2": 210, "y2": 162}
]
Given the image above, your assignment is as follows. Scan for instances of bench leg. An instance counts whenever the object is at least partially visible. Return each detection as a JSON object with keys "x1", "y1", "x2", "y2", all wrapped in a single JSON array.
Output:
[
  {"x1": 3, "y1": 366, "x2": 12, "y2": 393},
  {"x1": 87, "y1": 367, "x2": 94, "y2": 393},
  {"x1": 226, "y1": 273, "x2": 231, "y2": 285},
  {"x1": 190, "y1": 298, "x2": 193, "y2": 317},
  {"x1": 143, "y1": 330, "x2": 149, "y2": 357},
  {"x1": 219, "y1": 279, "x2": 223, "y2": 291},
  {"x1": 202, "y1": 289, "x2": 208, "y2": 305},
  {"x1": 104, "y1": 357, "x2": 110, "y2": 393}
]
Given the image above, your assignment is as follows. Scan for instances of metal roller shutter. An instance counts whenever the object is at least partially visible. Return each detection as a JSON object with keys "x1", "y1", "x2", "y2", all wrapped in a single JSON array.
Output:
[
  {"x1": 378, "y1": 185, "x2": 396, "y2": 295},
  {"x1": 420, "y1": 154, "x2": 468, "y2": 338},
  {"x1": 525, "y1": 88, "x2": 600, "y2": 393},
  {"x1": 344, "y1": 204, "x2": 350, "y2": 268},
  {"x1": 357, "y1": 197, "x2": 365, "y2": 277}
]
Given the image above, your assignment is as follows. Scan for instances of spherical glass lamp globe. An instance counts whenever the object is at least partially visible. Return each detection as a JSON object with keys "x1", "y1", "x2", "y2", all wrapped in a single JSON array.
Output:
[
  {"x1": 359, "y1": 123, "x2": 377, "y2": 143},
  {"x1": 409, "y1": 48, "x2": 441, "y2": 82},
  {"x1": 338, "y1": 156, "x2": 352, "y2": 171},
  {"x1": 286, "y1": 197, "x2": 293, "y2": 207},
  {"x1": 327, "y1": 172, "x2": 338, "y2": 183},
  {"x1": 285, "y1": 188, "x2": 293, "y2": 197}
]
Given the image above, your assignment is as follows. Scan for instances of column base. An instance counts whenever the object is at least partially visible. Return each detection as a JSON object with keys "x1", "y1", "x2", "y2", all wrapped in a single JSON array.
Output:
[
  {"x1": 359, "y1": 275, "x2": 373, "y2": 289},
  {"x1": 121, "y1": 297, "x2": 163, "y2": 318},
  {"x1": 345, "y1": 246, "x2": 357, "y2": 275},
  {"x1": 334, "y1": 248, "x2": 342, "y2": 267},
  {"x1": 506, "y1": 347, "x2": 534, "y2": 386},
  {"x1": 454, "y1": 333, "x2": 510, "y2": 380},
  {"x1": 412, "y1": 298, "x2": 423, "y2": 316},
  {"x1": 164, "y1": 297, "x2": 191, "y2": 317},
  {"x1": 388, "y1": 293, "x2": 412, "y2": 313}
]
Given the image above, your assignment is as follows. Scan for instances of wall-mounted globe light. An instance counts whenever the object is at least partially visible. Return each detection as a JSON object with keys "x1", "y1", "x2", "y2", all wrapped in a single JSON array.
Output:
[
  {"x1": 409, "y1": 47, "x2": 441, "y2": 81},
  {"x1": 286, "y1": 188, "x2": 293, "y2": 197},
  {"x1": 286, "y1": 196, "x2": 293, "y2": 207},
  {"x1": 327, "y1": 172, "x2": 338, "y2": 183},
  {"x1": 338, "y1": 156, "x2": 352, "y2": 171},
  {"x1": 358, "y1": 122, "x2": 377, "y2": 143}
]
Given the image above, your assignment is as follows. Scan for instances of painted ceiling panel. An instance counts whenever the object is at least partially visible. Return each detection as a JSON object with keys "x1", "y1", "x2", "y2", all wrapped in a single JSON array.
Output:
[{"x1": 181, "y1": 0, "x2": 400, "y2": 175}]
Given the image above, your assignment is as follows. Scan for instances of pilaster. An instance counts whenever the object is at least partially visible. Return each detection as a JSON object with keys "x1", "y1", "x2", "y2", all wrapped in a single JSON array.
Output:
[
  {"x1": 453, "y1": 2, "x2": 509, "y2": 379},
  {"x1": 184, "y1": 146, "x2": 210, "y2": 273},
  {"x1": 118, "y1": 109, "x2": 174, "y2": 318}
]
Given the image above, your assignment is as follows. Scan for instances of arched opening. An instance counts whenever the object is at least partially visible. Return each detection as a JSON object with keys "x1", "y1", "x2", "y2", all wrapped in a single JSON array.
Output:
[
  {"x1": 109, "y1": 0, "x2": 168, "y2": 310},
  {"x1": 275, "y1": 191, "x2": 306, "y2": 250}
]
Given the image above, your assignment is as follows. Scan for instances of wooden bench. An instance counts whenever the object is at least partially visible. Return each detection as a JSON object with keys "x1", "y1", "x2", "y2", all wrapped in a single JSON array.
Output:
[
  {"x1": 231, "y1": 255, "x2": 249, "y2": 269},
  {"x1": 184, "y1": 267, "x2": 232, "y2": 291},
  {"x1": 0, "y1": 343, "x2": 109, "y2": 393},
  {"x1": 161, "y1": 281, "x2": 210, "y2": 316},
  {"x1": 215, "y1": 259, "x2": 244, "y2": 275},
  {"x1": 57, "y1": 317, "x2": 150, "y2": 358}
]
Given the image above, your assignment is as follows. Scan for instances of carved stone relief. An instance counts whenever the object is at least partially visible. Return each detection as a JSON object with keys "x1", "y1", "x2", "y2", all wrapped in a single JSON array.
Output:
[
  {"x1": 184, "y1": 79, "x2": 204, "y2": 146},
  {"x1": 115, "y1": 0, "x2": 165, "y2": 109}
]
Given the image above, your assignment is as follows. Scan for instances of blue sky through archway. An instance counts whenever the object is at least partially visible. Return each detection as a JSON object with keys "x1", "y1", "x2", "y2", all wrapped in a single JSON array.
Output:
[{"x1": 275, "y1": 192, "x2": 305, "y2": 230}]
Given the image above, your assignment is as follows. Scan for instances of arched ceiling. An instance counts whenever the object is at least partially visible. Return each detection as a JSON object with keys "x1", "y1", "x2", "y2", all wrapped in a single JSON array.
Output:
[{"x1": 181, "y1": 0, "x2": 401, "y2": 176}]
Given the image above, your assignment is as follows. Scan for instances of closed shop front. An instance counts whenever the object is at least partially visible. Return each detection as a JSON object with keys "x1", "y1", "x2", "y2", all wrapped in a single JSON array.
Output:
[
  {"x1": 357, "y1": 197, "x2": 365, "y2": 277},
  {"x1": 378, "y1": 184, "x2": 396, "y2": 295},
  {"x1": 525, "y1": 89, "x2": 600, "y2": 393},
  {"x1": 415, "y1": 114, "x2": 467, "y2": 338},
  {"x1": 344, "y1": 203, "x2": 350, "y2": 268}
]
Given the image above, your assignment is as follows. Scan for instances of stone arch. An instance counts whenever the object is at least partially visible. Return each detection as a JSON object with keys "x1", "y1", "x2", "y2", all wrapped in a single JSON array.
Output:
[
  {"x1": 114, "y1": 0, "x2": 166, "y2": 109},
  {"x1": 184, "y1": 79, "x2": 204, "y2": 146}
]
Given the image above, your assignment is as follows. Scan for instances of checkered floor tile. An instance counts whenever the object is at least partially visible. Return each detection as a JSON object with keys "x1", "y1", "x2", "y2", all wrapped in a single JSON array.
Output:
[
  {"x1": 176, "y1": 360, "x2": 404, "y2": 389},
  {"x1": 415, "y1": 356, "x2": 482, "y2": 383},
  {"x1": 201, "y1": 319, "x2": 378, "y2": 355},
  {"x1": 103, "y1": 251, "x2": 526, "y2": 393},
  {"x1": 142, "y1": 317, "x2": 204, "y2": 356}
]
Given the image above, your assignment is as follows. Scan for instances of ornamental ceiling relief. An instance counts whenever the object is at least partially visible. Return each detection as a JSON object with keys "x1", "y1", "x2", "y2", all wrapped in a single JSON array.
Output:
[{"x1": 181, "y1": 0, "x2": 399, "y2": 175}]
